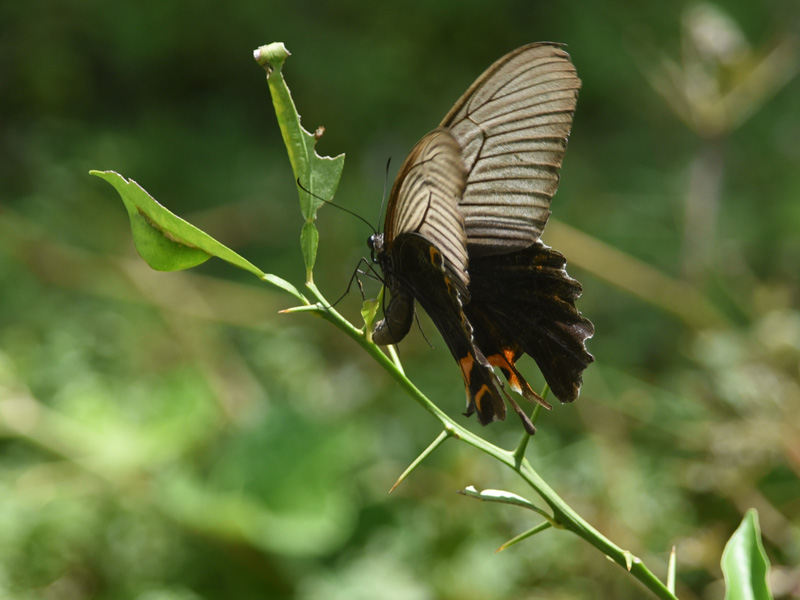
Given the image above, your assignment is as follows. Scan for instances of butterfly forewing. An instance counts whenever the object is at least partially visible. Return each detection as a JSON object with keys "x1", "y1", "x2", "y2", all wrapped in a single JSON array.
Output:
[
  {"x1": 440, "y1": 43, "x2": 581, "y2": 257},
  {"x1": 384, "y1": 129, "x2": 470, "y2": 293}
]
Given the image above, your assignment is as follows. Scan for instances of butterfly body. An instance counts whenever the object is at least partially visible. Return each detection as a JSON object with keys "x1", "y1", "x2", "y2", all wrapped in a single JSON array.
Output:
[
  {"x1": 370, "y1": 43, "x2": 594, "y2": 433},
  {"x1": 371, "y1": 229, "x2": 509, "y2": 426}
]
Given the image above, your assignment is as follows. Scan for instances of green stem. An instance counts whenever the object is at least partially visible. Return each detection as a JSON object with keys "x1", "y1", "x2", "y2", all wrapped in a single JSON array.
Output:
[
  {"x1": 264, "y1": 51, "x2": 677, "y2": 596},
  {"x1": 390, "y1": 430, "x2": 450, "y2": 493},
  {"x1": 513, "y1": 400, "x2": 545, "y2": 461},
  {"x1": 497, "y1": 521, "x2": 553, "y2": 552},
  {"x1": 303, "y1": 282, "x2": 677, "y2": 600}
]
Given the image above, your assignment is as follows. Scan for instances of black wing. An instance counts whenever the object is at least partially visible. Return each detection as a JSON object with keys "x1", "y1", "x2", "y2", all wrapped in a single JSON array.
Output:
[
  {"x1": 377, "y1": 233, "x2": 537, "y2": 433},
  {"x1": 465, "y1": 242, "x2": 594, "y2": 404}
]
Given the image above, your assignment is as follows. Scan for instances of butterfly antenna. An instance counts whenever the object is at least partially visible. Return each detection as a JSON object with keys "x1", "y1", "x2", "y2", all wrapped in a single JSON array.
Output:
[{"x1": 296, "y1": 179, "x2": 377, "y2": 235}]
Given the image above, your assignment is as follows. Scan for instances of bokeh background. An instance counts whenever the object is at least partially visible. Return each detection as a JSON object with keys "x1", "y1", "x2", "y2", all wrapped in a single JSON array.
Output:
[{"x1": 2, "y1": 1, "x2": 799, "y2": 599}]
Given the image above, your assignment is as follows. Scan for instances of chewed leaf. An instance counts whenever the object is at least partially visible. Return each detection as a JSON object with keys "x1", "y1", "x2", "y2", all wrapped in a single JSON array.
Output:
[
  {"x1": 254, "y1": 43, "x2": 344, "y2": 278},
  {"x1": 91, "y1": 170, "x2": 265, "y2": 278},
  {"x1": 254, "y1": 43, "x2": 344, "y2": 220}
]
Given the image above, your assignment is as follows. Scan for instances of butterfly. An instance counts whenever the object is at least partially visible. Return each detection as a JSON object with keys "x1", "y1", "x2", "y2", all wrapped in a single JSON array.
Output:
[{"x1": 368, "y1": 43, "x2": 594, "y2": 434}]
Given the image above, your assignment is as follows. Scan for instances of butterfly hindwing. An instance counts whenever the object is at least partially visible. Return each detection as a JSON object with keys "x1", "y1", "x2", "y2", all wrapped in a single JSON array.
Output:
[{"x1": 465, "y1": 242, "x2": 594, "y2": 404}]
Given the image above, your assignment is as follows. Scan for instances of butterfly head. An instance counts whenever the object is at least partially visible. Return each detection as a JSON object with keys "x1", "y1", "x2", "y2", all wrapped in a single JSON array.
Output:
[{"x1": 368, "y1": 233, "x2": 385, "y2": 263}]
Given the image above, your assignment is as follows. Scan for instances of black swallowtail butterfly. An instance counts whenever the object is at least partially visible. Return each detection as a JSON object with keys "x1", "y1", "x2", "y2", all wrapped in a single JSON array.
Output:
[{"x1": 368, "y1": 43, "x2": 594, "y2": 433}]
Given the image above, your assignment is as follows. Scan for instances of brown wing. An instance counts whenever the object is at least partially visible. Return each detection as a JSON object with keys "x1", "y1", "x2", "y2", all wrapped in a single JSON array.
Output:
[
  {"x1": 383, "y1": 129, "x2": 470, "y2": 294},
  {"x1": 440, "y1": 43, "x2": 581, "y2": 257}
]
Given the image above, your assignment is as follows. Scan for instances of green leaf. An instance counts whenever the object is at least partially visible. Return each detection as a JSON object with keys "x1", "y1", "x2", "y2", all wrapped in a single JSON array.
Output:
[
  {"x1": 389, "y1": 430, "x2": 449, "y2": 493},
  {"x1": 722, "y1": 509, "x2": 773, "y2": 600},
  {"x1": 496, "y1": 521, "x2": 553, "y2": 552},
  {"x1": 262, "y1": 273, "x2": 305, "y2": 301},
  {"x1": 301, "y1": 220, "x2": 319, "y2": 279},
  {"x1": 361, "y1": 287, "x2": 383, "y2": 341},
  {"x1": 254, "y1": 42, "x2": 345, "y2": 279},
  {"x1": 91, "y1": 170, "x2": 265, "y2": 278},
  {"x1": 459, "y1": 485, "x2": 545, "y2": 512}
]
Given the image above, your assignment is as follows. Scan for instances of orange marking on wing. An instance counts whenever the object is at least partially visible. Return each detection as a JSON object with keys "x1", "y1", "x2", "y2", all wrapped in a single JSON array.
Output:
[
  {"x1": 486, "y1": 353, "x2": 509, "y2": 369},
  {"x1": 473, "y1": 384, "x2": 491, "y2": 412},
  {"x1": 427, "y1": 245, "x2": 454, "y2": 293},
  {"x1": 487, "y1": 350, "x2": 522, "y2": 393},
  {"x1": 428, "y1": 246, "x2": 440, "y2": 266},
  {"x1": 459, "y1": 354, "x2": 475, "y2": 384}
]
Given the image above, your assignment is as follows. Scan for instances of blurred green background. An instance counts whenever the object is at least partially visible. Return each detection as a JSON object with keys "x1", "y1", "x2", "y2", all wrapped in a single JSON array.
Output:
[{"x1": 2, "y1": 1, "x2": 799, "y2": 598}]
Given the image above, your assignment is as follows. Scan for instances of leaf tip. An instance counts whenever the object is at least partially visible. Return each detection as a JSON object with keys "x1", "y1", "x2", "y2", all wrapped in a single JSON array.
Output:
[{"x1": 89, "y1": 169, "x2": 129, "y2": 186}]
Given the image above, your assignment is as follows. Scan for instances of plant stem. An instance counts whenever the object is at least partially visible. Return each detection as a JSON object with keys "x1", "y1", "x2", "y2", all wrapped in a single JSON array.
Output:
[{"x1": 303, "y1": 282, "x2": 677, "y2": 600}]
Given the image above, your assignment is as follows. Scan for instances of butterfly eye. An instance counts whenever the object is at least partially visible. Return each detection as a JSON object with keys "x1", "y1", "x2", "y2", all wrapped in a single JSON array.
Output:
[{"x1": 367, "y1": 233, "x2": 383, "y2": 262}]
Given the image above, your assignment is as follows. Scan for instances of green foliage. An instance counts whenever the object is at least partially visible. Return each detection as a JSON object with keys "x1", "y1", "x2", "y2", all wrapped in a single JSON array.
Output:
[
  {"x1": 2, "y1": 1, "x2": 799, "y2": 599},
  {"x1": 90, "y1": 170, "x2": 260, "y2": 275},
  {"x1": 722, "y1": 510, "x2": 773, "y2": 600},
  {"x1": 87, "y1": 37, "x2": 777, "y2": 600},
  {"x1": 91, "y1": 170, "x2": 305, "y2": 300},
  {"x1": 254, "y1": 42, "x2": 345, "y2": 283}
]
